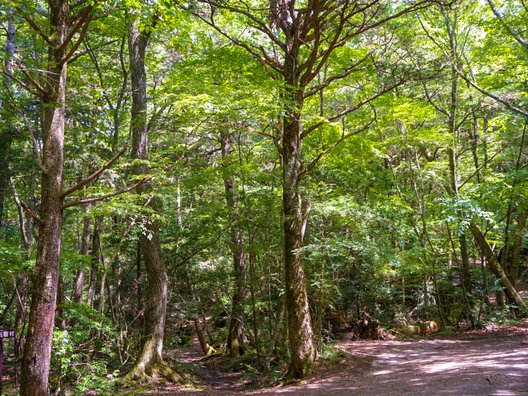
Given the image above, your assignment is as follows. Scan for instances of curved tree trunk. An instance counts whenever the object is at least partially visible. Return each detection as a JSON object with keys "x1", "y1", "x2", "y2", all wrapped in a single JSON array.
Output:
[
  {"x1": 126, "y1": 14, "x2": 180, "y2": 383},
  {"x1": 470, "y1": 222, "x2": 526, "y2": 310},
  {"x1": 221, "y1": 131, "x2": 247, "y2": 357}
]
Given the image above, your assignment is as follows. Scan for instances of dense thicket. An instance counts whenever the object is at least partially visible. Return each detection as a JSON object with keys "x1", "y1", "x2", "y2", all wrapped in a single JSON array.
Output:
[{"x1": 0, "y1": 0, "x2": 527, "y2": 393}]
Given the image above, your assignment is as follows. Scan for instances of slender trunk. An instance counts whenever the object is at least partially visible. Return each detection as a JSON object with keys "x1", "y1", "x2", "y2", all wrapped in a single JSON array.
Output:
[
  {"x1": 55, "y1": 276, "x2": 66, "y2": 330},
  {"x1": 14, "y1": 274, "x2": 29, "y2": 355},
  {"x1": 126, "y1": 15, "x2": 178, "y2": 382},
  {"x1": 248, "y1": 237, "x2": 263, "y2": 369},
  {"x1": 505, "y1": 124, "x2": 527, "y2": 290},
  {"x1": 0, "y1": 7, "x2": 16, "y2": 230},
  {"x1": 97, "y1": 242, "x2": 108, "y2": 314},
  {"x1": 12, "y1": 182, "x2": 32, "y2": 356},
  {"x1": 194, "y1": 317, "x2": 213, "y2": 355},
  {"x1": 470, "y1": 222, "x2": 526, "y2": 310},
  {"x1": 470, "y1": 110, "x2": 481, "y2": 184},
  {"x1": 72, "y1": 213, "x2": 91, "y2": 304},
  {"x1": 87, "y1": 220, "x2": 101, "y2": 307},
  {"x1": 509, "y1": 211, "x2": 528, "y2": 287},
  {"x1": 221, "y1": 131, "x2": 247, "y2": 357}
]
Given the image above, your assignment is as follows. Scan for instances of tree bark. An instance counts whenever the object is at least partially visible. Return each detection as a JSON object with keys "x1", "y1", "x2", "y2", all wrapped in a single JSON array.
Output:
[
  {"x1": 20, "y1": 1, "x2": 70, "y2": 393},
  {"x1": 126, "y1": 14, "x2": 180, "y2": 382},
  {"x1": 470, "y1": 222, "x2": 526, "y2": 310},
  {"x1": 443, "y1": 8, "x2": 472, "y2": 321},
  {"x1": 72, "y1": 213, "x2": 91, "y2": 304},
  {"x1": 282, "y1": 82, "x2": 316, "y2": 379},
  {"x1": 221, "y1": 131, "x2": 247, "y2": 357},
  {"x1": 194, "y1": 317, "x2": 214, "y2": 355}
]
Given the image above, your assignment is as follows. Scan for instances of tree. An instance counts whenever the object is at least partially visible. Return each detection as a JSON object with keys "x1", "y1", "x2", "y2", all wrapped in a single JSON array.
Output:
[
  {"x1": 194, "y1": 0, "x2": 434, "y2": 378},
  {"x1": 125, "y1": 8, "x2": 181, "y2": 382},
  {"x1": 220, "y1": 130, "x2": 247, "y2": 357},
  {"x1": 0, "y1": 6, "x2": 16, "y2": 231},
  {"x1": 417, "y1": 2, "x2": 477, "y2": 323},
  {"x1": 17, "y1": 2, "x2": 95, "y2": 393}
]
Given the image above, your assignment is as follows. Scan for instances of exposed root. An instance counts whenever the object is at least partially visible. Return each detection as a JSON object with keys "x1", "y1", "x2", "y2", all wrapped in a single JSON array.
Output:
[{"x1": 124, "y1": 359, "x2": 184, "y2": 385}]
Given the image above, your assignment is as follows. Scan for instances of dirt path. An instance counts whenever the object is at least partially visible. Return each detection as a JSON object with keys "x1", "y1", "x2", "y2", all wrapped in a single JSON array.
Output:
[{"x1": 150, "y1": 326, "x2": 528, "y2": 395}]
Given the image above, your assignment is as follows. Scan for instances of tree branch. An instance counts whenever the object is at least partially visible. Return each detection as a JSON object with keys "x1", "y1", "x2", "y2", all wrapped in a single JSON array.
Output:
[
  {"x1": 9, "y1": 176, "x2": 32, "y2": 248},
  {"x1": 60, "y1": 5, "x2": 93, "y2": 54},
  {"x1": 63, "y1": 12, "x2": 94, "y2": 64},
  {"x1": 61, "y1": 146, "x2": 128, "y2": 198},
  {"x1": 62, "y1": 176, "x2": 153, "y2": 209},
  {"x1": 304, "y1": 52, "x2": 371, "y2": 98},
  {"x1": 20, "y1": 200, "x2": 43, "y2": 226},
  {"x1": 456, "y1": 67, "x2": 528, "y2": 118},
  {"x1": 203, "y1": 0, "x2": 287, "y2": 51},
  {"x1": 20, "y1": 14, "x2": 54, "y2": 46},
  {"x1": 487, "y1": 0, "x2": 528, "y2": 48},
  {"x1": 20, "y1": 113, "x2": 47, "y2": 174},
  {"x1": 147, "y1": 105, "x2": 168, "y2": 133},
  {"x1": 459, "y1": 145, "x2": 506, "y2": 189},
  {"x1": 3, "y1": 66, "x2": 44, "y2": 98},
  {"x1": 302, "y1": 79, "x2": 405, "y2": 138},
  {"x1": 193, "y1": 9, "x2": 284, "y2": 74},
  {"x1": 14, "y1": 60, "x2": 47, "y2": 96},
  {"x1": 299, "y1": 119, "x2": 373, "y2": 178},
  {"x1": 69, "y1": 39, "x2": 119, "y2": 64}
]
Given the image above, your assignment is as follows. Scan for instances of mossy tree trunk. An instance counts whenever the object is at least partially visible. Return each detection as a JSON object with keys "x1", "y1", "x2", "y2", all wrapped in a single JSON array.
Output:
[
  {"x1": 20, "y1": 2, "x2": 69, "y2": 393},
  {"x1": 126, "y1": 13, "x2": 180, "y2": 383}
]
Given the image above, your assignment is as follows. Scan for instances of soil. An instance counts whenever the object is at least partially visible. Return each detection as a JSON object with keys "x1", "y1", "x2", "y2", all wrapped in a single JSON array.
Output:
[{"x1": 147, "y1": 323, "x2": 528, "y2": 396}]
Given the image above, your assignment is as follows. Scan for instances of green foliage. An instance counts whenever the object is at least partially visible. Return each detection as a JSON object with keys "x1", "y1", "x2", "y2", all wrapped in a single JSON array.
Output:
[
  {"x1": 0, "y1": 240, "x2": 29, "y2": 278},
  {"x1": 50, "y1": 304, "x2": 119, "y2": 393},
  {"x1": 2, "y1": 0, "x2": 528, "y2": 390},
  {"x1": 319, "y1": 345, "x2": 349, "y2": 365}
]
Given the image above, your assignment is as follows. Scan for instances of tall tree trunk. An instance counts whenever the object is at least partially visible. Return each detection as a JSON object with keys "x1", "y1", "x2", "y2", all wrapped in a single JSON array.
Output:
[
  {"x1": 20, "y1": 2, "x2": 69, "y2": 393},
  {"x1": 221, "y1": 131, "x2": 247, "y2": 357},
  {"x1": 126, "y1": 14, "x2": 180, "y2": 382},
  {"x1": 0, "y1": 7, "x2": 16, "y2": 230},
  {"x1": 282, "y1": 81, "x2": 316, "y2": 379},
  {"x1": 20, "y1": 1, "x2": 95, "y2": 392},
  {"x1": 443, "y1": 9, "x2": 472, "y2": 324}
]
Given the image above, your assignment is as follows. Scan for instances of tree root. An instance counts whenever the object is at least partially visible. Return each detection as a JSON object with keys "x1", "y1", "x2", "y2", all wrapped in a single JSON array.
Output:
[{"x1": 124, "y1": 359, "x2": 184, "y2": 385}]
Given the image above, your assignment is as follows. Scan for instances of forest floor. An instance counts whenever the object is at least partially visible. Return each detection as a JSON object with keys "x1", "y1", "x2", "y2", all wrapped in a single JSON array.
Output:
[{"x1": 138, "y1": 321, "x2": 528, "y2": 396}]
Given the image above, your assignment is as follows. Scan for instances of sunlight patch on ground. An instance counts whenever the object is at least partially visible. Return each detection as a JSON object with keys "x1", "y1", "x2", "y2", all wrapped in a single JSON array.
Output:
[{"x1": 372, "y1": 369, "x2": 393, "y2": 376}]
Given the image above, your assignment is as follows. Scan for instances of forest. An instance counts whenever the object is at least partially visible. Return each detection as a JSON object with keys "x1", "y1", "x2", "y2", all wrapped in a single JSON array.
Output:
[{"x1": 0, "y1": 0, "x2": 527, "y2": 394}]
